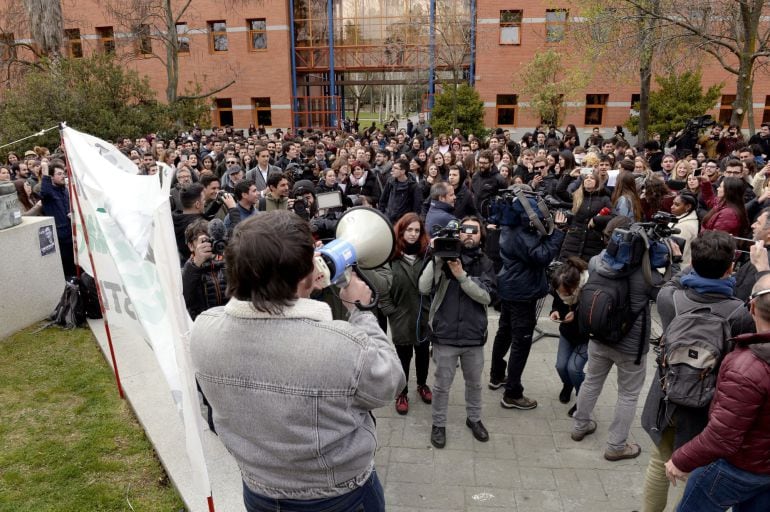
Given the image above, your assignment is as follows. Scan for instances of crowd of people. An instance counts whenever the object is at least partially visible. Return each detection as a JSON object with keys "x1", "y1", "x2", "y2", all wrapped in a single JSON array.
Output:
[{"x1": 6, "y1": 116, "x2": 770, "y2": 512}]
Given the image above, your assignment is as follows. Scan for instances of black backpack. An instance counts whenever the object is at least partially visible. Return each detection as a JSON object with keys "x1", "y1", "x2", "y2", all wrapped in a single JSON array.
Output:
[
  {"x1": 79, "y1": 272, "x2": 103, "y2": 319},
  {"x1": 577, "y1": 270, "x2": 647, "y2": 363}
]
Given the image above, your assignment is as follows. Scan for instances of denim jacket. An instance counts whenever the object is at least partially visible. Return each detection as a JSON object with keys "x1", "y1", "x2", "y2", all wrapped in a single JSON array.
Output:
[{"x1": 191, "y1": 298, "x2": 405, "y2": 500}]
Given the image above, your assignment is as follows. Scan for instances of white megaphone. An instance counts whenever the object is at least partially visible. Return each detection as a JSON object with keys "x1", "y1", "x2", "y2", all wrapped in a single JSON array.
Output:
[{"x1": 315, "y1": 207, "x2": 395, "y2": 310}]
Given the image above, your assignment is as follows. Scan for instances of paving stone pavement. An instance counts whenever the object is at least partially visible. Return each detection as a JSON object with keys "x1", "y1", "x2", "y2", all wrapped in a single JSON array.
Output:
[
  {"x1": 374, "y1": 306, "x2": 683, "y2": 512},
  {"x1": 89, "y1": 301, "x2": 682, "y2": 512}
]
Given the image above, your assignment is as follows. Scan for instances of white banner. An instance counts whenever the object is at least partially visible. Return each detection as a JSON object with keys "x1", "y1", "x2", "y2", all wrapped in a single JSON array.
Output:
[{"x1": 63, "y1": 127, "x2": 212, "y2": 503}]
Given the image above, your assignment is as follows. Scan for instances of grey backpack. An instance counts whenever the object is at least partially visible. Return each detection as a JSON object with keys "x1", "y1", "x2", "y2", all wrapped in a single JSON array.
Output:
[{"x1": 659, "y1": 290, "x2": 738, "y2": 408}]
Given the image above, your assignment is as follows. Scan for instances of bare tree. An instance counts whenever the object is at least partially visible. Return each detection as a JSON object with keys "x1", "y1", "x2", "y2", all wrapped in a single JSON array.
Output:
[
  {"x1": 23, "y1": 0, "x2": 64, "y2": 57},
  {"x1": 620, "y1": 0, "x2": 770, "y2": 132},
  {"x1": 101, "y1": 0, "x2": 235, "y2": 105}
]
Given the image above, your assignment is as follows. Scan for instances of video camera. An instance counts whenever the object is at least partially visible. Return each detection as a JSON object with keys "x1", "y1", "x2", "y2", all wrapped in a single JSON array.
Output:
[
  {"x1": 484, "y1": 186, "x2": 555, "y2": 236},
  {"x1": 206, "y1": 218, "x2": 228, "y2": 256},
  {"x1": 286, "y1": 162, "x2": 313, "y2": 182},
  {"x1": 605, "y1": 211, "x2": 685, "y2": 271},
  {"x1": 432, "y1": 220, "x2": 462, "y2": 259}
]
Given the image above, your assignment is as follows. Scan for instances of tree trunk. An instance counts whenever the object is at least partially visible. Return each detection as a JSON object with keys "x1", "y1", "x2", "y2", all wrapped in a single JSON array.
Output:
[
  {"x1": 638, "y1": 62, "x2": 651, "y2": 144},
  {"x1": 164, "y1": 0, "x2": 179, "y2": 104},
  {"x1": 731, "y1": 55, "x2": 753, "y2": 128}
]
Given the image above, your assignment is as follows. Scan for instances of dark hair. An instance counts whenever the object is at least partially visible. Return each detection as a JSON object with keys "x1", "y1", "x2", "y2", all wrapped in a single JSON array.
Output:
[
  {"x1": 551, "y1": 256, "x2": 588, "y2": 293},
  {"x1": 678, "y1": 191, "x2": 698, "y2": 211},
  {"x1": 267, "y1": 172, "x2": 286, "y2": 189},
  {"x1": 14, "y1": 179, "x2": 33, "y2": 210},
  {"x1": 478, "y1": 149, "x2": 493, "y2": 162},
  {"x1": 559, "y1": 150, "x2": 576, "y2": 173},
  {"x1": 184, "y1": 218, "x2": 209, "y2": 246},
  {"x1": 199, "y1": 173, "x2": 219, "y2": 189},
  {"x1": 703, "y1": 177, "x2": 749, "y2": 235},
  {"x1": 690, "y1": 231, "x2": 736, "y2": 279},
  {"x1": 460, "y1": 215, "x2": 486, "y2": 244},
  {"x1": 602, "y1": 215, "x2": 633, "y2": 244},
  {"x1": 392, "y1": 213, "x2": 429, "y2": 259},
  {"x1": 180, "y1": 183, "x2": 204, "y2": 209},
  {"x1": 225, "y1": 212, "x2": 315, "y2": 314},
  {"x1": 234, "y1": 179, "x2": 255, "y2": 201}
]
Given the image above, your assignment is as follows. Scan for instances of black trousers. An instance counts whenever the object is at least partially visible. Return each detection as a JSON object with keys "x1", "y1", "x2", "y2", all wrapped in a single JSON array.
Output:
[
  {"x1": 395, "y1": 342, "x2": 430, "y2": 394},
  {"x1": 490, "y1": 300, "x2": 538, "y2": 399}
]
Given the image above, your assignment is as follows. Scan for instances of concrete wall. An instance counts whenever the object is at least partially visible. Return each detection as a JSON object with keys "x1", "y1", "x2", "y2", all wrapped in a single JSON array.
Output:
[{"x1": 0, "y1": 217, "x2": 65, "y2": 339}]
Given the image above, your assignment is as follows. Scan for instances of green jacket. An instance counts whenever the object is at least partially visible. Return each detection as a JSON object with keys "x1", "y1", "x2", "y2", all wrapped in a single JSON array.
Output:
[
  {"x1": 379, "y1": 256, "x2": 430, "y2": 345},
  {"x1": 261, "y1": 192, "x2": 288, "y2": 212}
]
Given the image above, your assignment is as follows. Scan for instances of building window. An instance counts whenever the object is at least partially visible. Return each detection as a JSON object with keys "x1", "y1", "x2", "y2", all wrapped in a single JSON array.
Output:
[
  {"x1": 137, "y1": 24, "x2": 152, "y2": 55},
  {"x1": 719, "y1": 94, "x2": 735, "y2": 125},
  {"x1": 630, "y1": 93, "x2": 641, "y2": 114},
  {"x1": 499, "y1": 10, "x2": 522, "y2": 45},
  {"x1": 253, "y1": 97, "x2": 272, "y2": 126},
  {"x1": 208, "y1": 21, "x2": 228, "y2": 52},
  {"x1": 0, "y1": 33, "x2": 16, "y2": 61},
  {"x1": 215, "y1": 98, "x2": 233, "y2": 126},
  {"x1": 763, "y1": 96, "x2": 770, "y2": 124},
  {"x1": 97, "y1": 26, "x2": 115, "y2": 54},
  {"x1": 64, "y1": 29, "x2": 83, "y2": 58},
  {"x1": 176, "y1": 23, "x2": 190, "y2": 53},
  {"x1": 496, "y1": 94, "x2": 517, "y2": 126},
  {"x1": 545, "y1": 9, "x2": 568, "y2": 43},
  {"x1": 584, "y1": 94, "x2": 609, "y2": 125},
  {"x1": 248, "y1": 19, "x2": 267, "y2": 50}
]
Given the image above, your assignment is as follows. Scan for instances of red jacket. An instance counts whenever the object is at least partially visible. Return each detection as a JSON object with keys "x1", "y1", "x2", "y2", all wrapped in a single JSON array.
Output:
[
  {"x1": 699, "y1": 180, "x2": 747, "y2": 237},
  {"x1": 671, "y1": 333, "x2": 770, "y2": 474}
]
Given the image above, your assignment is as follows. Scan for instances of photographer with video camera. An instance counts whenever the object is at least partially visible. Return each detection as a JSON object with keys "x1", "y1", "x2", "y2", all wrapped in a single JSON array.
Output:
[
  {"x1": 489, "y1": 198, "x2": 567, "y2": 410},
  {"x1": 418, "y1": 216, "x2": 496, "y2": 449},
  {"x1": 191, "y1": 212, "x2": 405, "y2": 512}
]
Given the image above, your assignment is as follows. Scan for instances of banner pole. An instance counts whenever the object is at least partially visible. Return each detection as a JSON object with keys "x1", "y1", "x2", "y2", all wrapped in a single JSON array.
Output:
[{"x1": 60, "y1": 128, "x2": 125, "y2": 399}]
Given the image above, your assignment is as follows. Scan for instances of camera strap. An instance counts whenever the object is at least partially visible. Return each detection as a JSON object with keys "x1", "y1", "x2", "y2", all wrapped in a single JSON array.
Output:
[
  {"x1": 635, "y1": 227, "x2": 671, "y2": 286},
  {"x1": 513, "y1": 187, "x2": 554, "y2": 236}
]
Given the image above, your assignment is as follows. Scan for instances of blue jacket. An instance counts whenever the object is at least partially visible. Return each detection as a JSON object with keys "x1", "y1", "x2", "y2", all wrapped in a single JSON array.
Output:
[
  {"x1": 497, "y1": 225, "x2": 564, "y2": 301},
  {"x1": 425, "y1": 200, "x2": 458, "y2": 235},
  {"x1": 41, "y1": 175, "x2": 71, "y2": 240}
]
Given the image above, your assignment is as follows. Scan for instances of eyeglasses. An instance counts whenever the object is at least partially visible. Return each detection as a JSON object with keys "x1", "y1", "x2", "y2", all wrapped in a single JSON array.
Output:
[
  {"x1": 227, "y1": 160, "x2": 238, "y2": 165},
  {"x1": 746, "y1": 288, "x2": 770, "y2": 309},
  {"x1": 478, "y1": 160, "x2": 490, "y2": 166}
]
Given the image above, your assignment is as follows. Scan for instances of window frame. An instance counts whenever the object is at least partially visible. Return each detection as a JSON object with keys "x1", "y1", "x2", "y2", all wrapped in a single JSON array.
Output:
[
  {"x1": 137, "y1": 24, "x2": 152, "y2": 56},
  {"x1": 208, "y1": 20, "x2": 229, "y2": 53},
  {"x1": 762, "y1": 95, "x2": 770, "y2": 124},
  {"x1": 545, "y1": 9, "x2": 568, "y2": 43},
  {"x1": 584, "y1": 93, "x2": 609, "y2": 126},
  {"x1": 496, "y1": 94, "x2": 518, "y2": 126},
  {"x1": 252, "y1": 97, "x2": 272, "y2": 126},
  {"x1": 247, "y1": 18, "x2": 267, "y2": 51},
  {"x1": 64, "y1": 28, "x2": 83, "y2": 58},
  {"x1": 96, "y1": 26, "x2": 115, "y2": 54},
  {"x1": 0, "y1": 32, "x2": 16, "y2": 61},
  {"x1": 215, "y1": 98, "x2": 234, "y2": 126},
  {"x1": 719, "y1": 94, "x2": 736, "y2": 125},
  {"x1": 499, "y1": 10, "x2": 522, "y2": 45},
  {"x1": 176, "y1": 23, "x2": 190, "y2": 54}
]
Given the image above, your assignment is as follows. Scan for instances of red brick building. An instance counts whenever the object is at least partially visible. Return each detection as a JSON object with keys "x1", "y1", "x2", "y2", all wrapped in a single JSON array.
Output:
[{"x1": 6, "y1": 0, "x2": 769, "y2": 135}]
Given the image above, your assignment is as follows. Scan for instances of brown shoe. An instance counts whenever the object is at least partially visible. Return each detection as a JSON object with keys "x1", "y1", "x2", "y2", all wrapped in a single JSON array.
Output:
[
  {"x1": 604, "y1": 443, "x2": 641, "y2": 461},
  {"x1": 570, "y1": 420, "x2": 597, "y2": 441}
]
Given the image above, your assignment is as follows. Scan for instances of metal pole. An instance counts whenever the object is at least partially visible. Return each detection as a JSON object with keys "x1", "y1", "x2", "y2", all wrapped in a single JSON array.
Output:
[
  {"x1": 289, "y1": 0, "x2": 300, "y2": 130},
  {"x1": 428, "y1": 0, "x2": 436, "y2": 113},
  {"x1": 469, "y1": 0, "x2": 476, "y2": 85},
  {"x1": 327, "y1": 0, "x2": 337, "y2": 129}
]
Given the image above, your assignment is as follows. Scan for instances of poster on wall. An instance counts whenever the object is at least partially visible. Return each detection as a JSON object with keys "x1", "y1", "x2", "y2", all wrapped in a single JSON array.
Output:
[{"x1": 38, "y1": 225, "x2": 56, "y2": 256}]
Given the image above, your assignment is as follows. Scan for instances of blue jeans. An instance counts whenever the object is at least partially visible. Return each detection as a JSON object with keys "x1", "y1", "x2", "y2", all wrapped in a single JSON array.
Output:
[
  {"x1": 243, "y1": 471, "x2": 385, "y2": 512},
  {"x1": 555, "y1": 337, "x2": 587, "y2": 394},
  {"x1": 677, "y1": 459, "x2": 770, "y2": 512}
]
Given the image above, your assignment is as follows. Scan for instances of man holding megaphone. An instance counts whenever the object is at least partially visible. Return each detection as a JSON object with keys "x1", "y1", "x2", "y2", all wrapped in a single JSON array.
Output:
[{"x1": 191, "y1": 211, "x2": 405, "y2": 512}]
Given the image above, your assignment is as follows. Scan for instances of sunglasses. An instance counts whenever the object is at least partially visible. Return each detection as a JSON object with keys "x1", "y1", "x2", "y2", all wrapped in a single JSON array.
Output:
[
  {"x1": 227, "y1": 160, "x2": 238, "y2": 164},
  {"x1": 534, "y1": 165, "x2": 547, "y2": 170},
  {"x1": 460, "y1": 225, "x2": 479, "y2": 234}
]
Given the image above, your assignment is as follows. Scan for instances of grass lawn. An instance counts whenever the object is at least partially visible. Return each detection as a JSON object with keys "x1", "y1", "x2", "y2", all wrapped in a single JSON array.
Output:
[{"x1": 0, "y1": 324, "x2": 184, "y2": 512}]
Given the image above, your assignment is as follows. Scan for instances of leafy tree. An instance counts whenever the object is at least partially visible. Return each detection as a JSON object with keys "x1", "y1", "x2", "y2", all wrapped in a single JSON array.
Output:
[
  {"x1": 626, "y1": 70, "x2": 722, "y2": 139},
  {"x1": 0, "y1": 54, "x2": 209, "y2": 154},
  {"x1": 430, "y1": 84, "x2": 486, "y2": 138},
  {"x1": 515, "y1": 49, "x2": 588, "y2": 127}
]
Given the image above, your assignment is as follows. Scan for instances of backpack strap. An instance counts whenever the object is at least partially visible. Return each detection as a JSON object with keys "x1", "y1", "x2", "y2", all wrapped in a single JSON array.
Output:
[{"x1": 514, "y1": 186, "x2": 554, "y2": 236}]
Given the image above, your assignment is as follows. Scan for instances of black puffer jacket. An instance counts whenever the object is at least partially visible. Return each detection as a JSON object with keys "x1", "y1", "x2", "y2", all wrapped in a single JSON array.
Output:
[
  {"x1": 557, "y1": 176, "x2": 612, "y2": 262},
  {"x1": 418, "y1": 247, "x2": 496, "y2": 346},
  {"x1": 497, "y1": 225, "x2": 565, "y2": 301},
  {"x1": 182, "y1": 259, "x2": 228, "y2": 320}
]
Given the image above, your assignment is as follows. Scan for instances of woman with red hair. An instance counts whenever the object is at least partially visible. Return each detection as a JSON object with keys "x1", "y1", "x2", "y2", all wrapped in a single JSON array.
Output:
[{"x1": 380, "y1": 212, "x2": 432, "y2": 415}]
